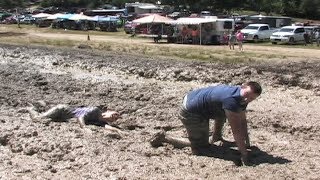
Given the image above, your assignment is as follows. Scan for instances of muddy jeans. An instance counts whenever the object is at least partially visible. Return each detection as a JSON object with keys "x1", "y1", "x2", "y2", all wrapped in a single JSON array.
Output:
[
  {"x1": 180, "y1": 96, "x2": 226, "y2": 151},
  {"x1": 179, "y1": 106, "x2": 210, "y2": 149},
  {"x1": 41, "y1": 104, "x2": 74, "y2": 121},
  {"x1": 41, "y1": 105, "x2": 104, "y2": 125}
]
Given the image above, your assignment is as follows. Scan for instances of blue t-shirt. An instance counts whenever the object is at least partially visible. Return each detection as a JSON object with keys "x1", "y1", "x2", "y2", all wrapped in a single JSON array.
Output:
[{"x1": 185, "y1": 85, "x2": 247, "y2": 118}]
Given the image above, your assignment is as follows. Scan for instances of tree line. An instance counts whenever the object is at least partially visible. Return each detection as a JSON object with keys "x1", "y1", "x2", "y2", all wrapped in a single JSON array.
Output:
[{"x1": 1, "y1": 0, "x2": 319, "y2": 20}]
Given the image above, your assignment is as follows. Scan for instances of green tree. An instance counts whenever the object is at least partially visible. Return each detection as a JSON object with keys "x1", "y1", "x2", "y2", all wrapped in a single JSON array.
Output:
[
  {"x1": 299, "y1": 0, "x2": 320, "y2": 19},
  {"x1": 0, "y1": 0, "x2": 24, "y2": 9},
  {"x1": 282, "y1": 0, "x2": 301, "y2": 17},
  {"x1": 259, "y1": 0, "x2": 282, "y2": 15}
]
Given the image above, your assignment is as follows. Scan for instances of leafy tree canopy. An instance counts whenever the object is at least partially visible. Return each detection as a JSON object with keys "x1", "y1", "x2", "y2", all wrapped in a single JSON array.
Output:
[{"x1": 0, "y1": 0, "x2": 319, "y2": 19}]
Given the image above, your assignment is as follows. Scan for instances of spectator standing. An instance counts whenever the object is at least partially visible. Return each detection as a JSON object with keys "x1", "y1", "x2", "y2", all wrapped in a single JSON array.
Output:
[
  {"x1": 315, "y1": 29, "x2": 320, "y2": 47},
  {"x1": 303, "y1": 32, "x2": 309, "y2": 46},
  {"x1": 181, "y1": 26, "x2": 189, "y2": 44},
  {"x1": 222, "y1": 32, "x2": 229, "y2": 45},
  {"x1": 191, "y1": 27, "x2": 199, "y2": 44},
  {"x1": 228, "y1": 31, "x2": 236, "y2": 50},
  {"x1": 236, "y1": 30, "x2": 244, "y2": 51}
]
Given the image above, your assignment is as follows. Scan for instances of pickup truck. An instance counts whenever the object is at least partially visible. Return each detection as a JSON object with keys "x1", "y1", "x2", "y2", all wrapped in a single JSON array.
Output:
[{"x1": 240, "y1": 24, "x2": 276, "y2": 42}]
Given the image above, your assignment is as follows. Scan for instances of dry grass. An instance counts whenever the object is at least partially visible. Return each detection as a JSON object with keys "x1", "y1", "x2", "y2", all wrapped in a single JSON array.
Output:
[{"x1": 0, "y1": 24, "x2": 294, "y2": 63}]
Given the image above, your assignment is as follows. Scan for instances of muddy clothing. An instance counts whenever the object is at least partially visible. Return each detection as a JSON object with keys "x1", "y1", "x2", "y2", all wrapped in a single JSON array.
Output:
[
  {"x1": 180, "y1": 85, "x2": 247, "y2": 148},
  {"x1": 180, "y1": 107, "x2": 210, "y2": 148},
  {"x1": 41, "y1": 104, "x2": 74, "y2": 121},
  {"x1": 42, "y1": 105, "x2": 106, "y2": 126},
  {"x1": 72, "y1": 107, "x2": 105, "y2": 126},
  {"x1": 185, "y1": 85, "x2": 247, "y2": 118}
]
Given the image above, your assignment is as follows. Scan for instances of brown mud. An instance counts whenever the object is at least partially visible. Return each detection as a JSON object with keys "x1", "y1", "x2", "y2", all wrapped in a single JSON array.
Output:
[{"x1": 0, "y1": 44, "x2": 320, "y2": 179}]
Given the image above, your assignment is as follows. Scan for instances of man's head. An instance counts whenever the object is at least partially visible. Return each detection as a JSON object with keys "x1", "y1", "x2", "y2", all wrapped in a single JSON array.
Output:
[
  {"x1": 240, "y1": 81, "x2": 262, "y2": 103},
  {"x1": 99, "y1": 110, "x2": 120, "y2": 123}
]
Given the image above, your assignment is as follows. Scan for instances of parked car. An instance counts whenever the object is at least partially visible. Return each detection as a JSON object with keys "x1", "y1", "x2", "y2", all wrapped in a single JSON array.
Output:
[
  {"x1": 200, "y1": 11, "x2": 211, "y2": 17},
  {"x1": 240, "y1": 24, "x2": 276, "y2": 42},
  {"x1": 270, "y1": 26, "x2": 306, "y2": 44},
  {"x1": 19, "y1": 15, "x2": 35, "y2": 24}
]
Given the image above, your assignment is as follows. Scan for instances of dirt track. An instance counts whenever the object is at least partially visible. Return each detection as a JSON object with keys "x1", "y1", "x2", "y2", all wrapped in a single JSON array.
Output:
[{"x1": 0, "y1": 43, "x2": 320, "y2": 179}]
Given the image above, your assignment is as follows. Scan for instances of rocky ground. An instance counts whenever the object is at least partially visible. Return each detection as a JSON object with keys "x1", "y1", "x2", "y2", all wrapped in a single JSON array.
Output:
[{"x1": 0, "y1": 44, "x2": 320, "y2": 179}]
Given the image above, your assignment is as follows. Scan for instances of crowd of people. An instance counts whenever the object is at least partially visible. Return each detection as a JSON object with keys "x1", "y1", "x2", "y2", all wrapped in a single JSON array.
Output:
[{"x1": 173, "y1": 25, "x2": 200, "y2": 44}]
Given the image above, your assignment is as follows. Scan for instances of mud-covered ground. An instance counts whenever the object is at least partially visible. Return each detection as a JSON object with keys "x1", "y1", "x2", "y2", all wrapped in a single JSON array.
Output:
[{"x1": 0, "y1": 44, "x2": 320, "y2": 179}]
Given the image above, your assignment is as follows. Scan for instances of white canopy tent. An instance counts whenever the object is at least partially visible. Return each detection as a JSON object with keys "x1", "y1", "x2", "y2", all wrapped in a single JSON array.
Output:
[
  {"x1": 32, "y1": 13, "x2": 52, "y2": 18},
  {"x1": 170, "y1": 17, "x2": 217, "y2": 44},
  {"x1": 46, "y1": 13, "x2": 64, "y2": 20},
  {"x1": 68, "y1": 13, "x2": 93, "y2": 21},
  {"x1": 171, "y1": 17, "x2": 217, "y2": 25}
]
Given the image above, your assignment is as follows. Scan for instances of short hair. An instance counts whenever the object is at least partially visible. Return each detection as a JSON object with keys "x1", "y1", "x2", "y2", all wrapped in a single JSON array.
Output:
[{"x1": 244, "y1": 81, "x2": 262, "y2": 95}]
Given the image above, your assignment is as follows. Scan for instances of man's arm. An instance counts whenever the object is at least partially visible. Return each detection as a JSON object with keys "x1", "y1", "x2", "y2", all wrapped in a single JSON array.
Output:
[
  {"x1": 239, "y1": 112, "x2": 250, "y2": 148},
  {"x1": 105, "y1": 124, "x2": 128, "y2": 135},
  {"x1": 77, "y1": 117, "x2": 86, "y2": 128},
  {"x1": 225, "y1": 110, "x2": 248, "y2": 163}
]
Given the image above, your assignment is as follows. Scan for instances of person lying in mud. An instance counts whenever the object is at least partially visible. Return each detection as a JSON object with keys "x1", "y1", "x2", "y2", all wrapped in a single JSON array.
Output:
[
  {"x1": 27, "y1": 102, "x2": 124, "y2": 134},
  {"x1": 151, "y1": 81, "x2": 262, "y2": 166}
]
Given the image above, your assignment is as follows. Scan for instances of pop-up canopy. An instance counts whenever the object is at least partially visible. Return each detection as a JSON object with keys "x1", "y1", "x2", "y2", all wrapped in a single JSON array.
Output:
[
  {"x1": 69, "y1": 13, "x2": 93, "y2": 21},
  {"x1": 133, "y1": 14, "x2": 173, "y2": 24},
  {"x1": 32, "y1": 13, "x2": 52, "y2": 18},
  {"x1": 170, "y1": 17, "x2": 217, "y2": 25},
  {"x1": 46, "y1": 13, "x2": 64, "y2": 20},
  {"x1": 170, "y1": 17, "x2": 218, "y2": 44}
]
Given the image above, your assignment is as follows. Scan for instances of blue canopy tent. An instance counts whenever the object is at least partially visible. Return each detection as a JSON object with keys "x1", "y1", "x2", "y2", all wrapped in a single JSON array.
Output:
[
  {"x1": 92, "y1": 16, "x2": 120, "y2": 31},
  {"x1": 57, "y1": 14, "x2": 74, "y2": 20},
  {"x1": 91, "y1": 15, "x2": 105, "y2": 22}
]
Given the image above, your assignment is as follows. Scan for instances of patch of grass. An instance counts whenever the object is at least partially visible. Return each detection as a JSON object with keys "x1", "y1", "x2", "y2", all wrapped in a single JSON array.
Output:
[
  {"x1": 0, "y1": 34, "x2": 274, "y2": 63},
  {"x1": 253, "y1": 41, "x2": 318, "y2": 50},
  {"x1": 1, "y1": 24, "x2": 126, "y2": 37},
  {"x1": 1, "y1": 24, "x2": 303, "y2": 63}
]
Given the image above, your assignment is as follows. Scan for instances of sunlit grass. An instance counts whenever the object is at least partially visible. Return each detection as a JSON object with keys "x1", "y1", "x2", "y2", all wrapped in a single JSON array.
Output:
[
  {"x1": 246, "y1": 41, "x2": 318, "y2": 49},
  {"x1": 1, "y1": 24, "x2": 126, "y2": 36},
  {"x1": 0, "y1": 24, "x2": 301, "y2": 63}
]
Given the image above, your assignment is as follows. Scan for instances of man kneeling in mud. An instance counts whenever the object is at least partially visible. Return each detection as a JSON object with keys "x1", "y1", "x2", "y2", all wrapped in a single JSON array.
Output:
[
  {"x1": 151, "y1": 81, "x2": 262, "y2": 165},
  {"x1": 27, "y1": 102, "x2": 124, "y2": 134}
]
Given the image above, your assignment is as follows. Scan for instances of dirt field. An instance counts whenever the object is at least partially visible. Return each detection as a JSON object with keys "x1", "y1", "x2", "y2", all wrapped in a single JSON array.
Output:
[{"x1": 0, "y1": 37, "x2": 320, "y2": 179}]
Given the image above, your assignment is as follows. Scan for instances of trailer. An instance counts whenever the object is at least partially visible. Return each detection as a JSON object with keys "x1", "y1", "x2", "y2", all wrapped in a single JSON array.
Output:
[
  {"x1": 170, "y1": 17, "x2": 234, "y2": 45},
  {"x1": 249, "y1": 14, "x2": 292, "y2": 28}
]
